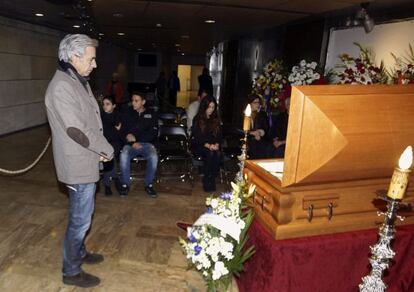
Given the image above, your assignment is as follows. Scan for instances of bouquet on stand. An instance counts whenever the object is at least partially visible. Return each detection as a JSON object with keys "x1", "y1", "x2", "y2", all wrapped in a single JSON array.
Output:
[
  {"x1": 179, "y1": 178, "x2": 256, "y2": 292},
  {"x1": 390, "y1": 44, "x2": 414, "y2": 84},
  {"x1": 251, "y1": 59, "x2": 289, "y2": 114},
  {"x1": 334, "y1": 43, "x2": 388, "y2": 85}
]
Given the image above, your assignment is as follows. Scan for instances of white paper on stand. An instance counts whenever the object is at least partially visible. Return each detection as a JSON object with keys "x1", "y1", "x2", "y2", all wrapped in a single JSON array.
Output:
[
  {"x1": 256, "y1": 161, "x2": 284, "y2": 179},
  {"x1": 193, "y1": 214, "x2": 241, "y2": 242}
]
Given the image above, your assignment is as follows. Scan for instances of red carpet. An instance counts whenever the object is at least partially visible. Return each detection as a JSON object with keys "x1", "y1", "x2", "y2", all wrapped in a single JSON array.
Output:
[{"x1": 236, "y1": 219, "x2": 414, "y2": 292}]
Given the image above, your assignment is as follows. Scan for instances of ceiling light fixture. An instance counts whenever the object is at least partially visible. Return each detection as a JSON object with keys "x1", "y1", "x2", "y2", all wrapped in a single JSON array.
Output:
[
  {"x1": 175, "y1": 43, "x2": 180, "y2": 47},
  {"x1": 181, "y1": 53, "x2": 185, "y2": 56},
  {"x1": 156, "y1": 23, "x2": 162, "y2": 27},
  {"x1": 35, "y1": 13, "x2": 44, "y2": 17},
  {"x1": 98, "y1": 33, "x2": 104, "y2": 36},
  {"x1": 205, "y1": 19, "x2": 215, "y2": 24},
  {"x1": 117, "y1": 32, "x2": 125, "y2": 36},
  {"x1": 73, "y1": 25, "x2": 80, "y2": 28},
  {"x1": 113, "y1": 13, "x2": 124, "y2": 18}
]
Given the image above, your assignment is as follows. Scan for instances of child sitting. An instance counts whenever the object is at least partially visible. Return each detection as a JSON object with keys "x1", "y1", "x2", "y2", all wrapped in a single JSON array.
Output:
[{"x1": 100, "y1": 95, "x2": 123, "y2": 195}]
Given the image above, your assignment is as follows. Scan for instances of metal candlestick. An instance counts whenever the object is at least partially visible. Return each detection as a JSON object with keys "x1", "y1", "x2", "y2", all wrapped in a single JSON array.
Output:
[
  {"x1": 236, "y1": 131, "x2": 249, "y2": 181},
  {"x1": 359, "y1": 196, "x2": 405, "y2": 292}
]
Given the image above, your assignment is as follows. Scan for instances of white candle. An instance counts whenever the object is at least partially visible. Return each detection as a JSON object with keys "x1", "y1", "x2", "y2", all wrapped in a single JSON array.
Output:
[
  {"x1": 243, "y1": 104, "x2": 252, "y2": 132},
  {"x1": 387, "y1": 146, "x2": 413, "y2": 200}
]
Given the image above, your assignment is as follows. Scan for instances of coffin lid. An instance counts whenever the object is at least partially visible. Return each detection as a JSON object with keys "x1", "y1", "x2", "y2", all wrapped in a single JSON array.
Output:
[{"x1": 281, "y1": 84, "x2": 414, "y2": 187}]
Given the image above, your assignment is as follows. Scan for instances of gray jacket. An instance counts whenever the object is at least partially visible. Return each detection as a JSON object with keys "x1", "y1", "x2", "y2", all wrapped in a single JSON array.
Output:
[{"x1": 45, "y1": 67, "x2": 113, "y2": 184}]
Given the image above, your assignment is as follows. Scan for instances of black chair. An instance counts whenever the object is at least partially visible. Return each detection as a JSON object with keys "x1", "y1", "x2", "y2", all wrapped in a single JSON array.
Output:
[
  {"x1": 221, "y1": 125, "x2": 245, "y2": 179},
  {"x1": 158, "y1": 112, "x2": 178, "y2": 125},
  {"x1": 158, "y1": 124, "x2": 192, "y2": 184}
]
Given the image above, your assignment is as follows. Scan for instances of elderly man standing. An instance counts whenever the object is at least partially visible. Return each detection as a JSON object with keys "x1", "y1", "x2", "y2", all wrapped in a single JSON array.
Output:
[{"x1": 45, "y1": 34, "x2": 114, "y2": 288}]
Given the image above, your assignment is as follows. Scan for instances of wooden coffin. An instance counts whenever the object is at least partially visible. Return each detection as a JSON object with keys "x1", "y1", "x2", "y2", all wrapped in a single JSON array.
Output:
[{"x1": 244, "y1": 85, "x2": 414, "y2": 240}]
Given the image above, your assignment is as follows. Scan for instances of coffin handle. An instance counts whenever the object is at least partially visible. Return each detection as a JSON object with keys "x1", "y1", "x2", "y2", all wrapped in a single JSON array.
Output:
[
  {"x1": 261, "y1": 196, "x2": 266, "y2": 211},
  {"x1": 327, "y1": 202, "x2": 333, "y2": 220},
  {"x1": 308, "y1": 204, "x2": 314, "y2": 222}
]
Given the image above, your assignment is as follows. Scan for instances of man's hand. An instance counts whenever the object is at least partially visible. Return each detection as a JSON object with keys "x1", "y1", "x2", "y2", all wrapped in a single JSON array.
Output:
[
  {"x1": 273, "y1": 139, "x2": 285, "y2": 149},
  {"x1": 99, "y1": 155, "x2": 112, "y2": 162},
  {"x1": 126, "y1": 133, "x2": 136, "y2": 142},
  {"x1": 249, "y1": 130, "x2": 261, "y2": 141},
  {"x1": 132, "y1": 142, "x2": 142, "y2": 150},
  {"x1": 115, "y1": 123, "x2": 122, "y2": 131}
]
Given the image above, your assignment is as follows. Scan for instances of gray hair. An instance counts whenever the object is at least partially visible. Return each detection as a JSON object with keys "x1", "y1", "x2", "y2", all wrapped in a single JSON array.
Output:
[{"x1": 58, "y1": 34, "x2": 98, "y2": 62}]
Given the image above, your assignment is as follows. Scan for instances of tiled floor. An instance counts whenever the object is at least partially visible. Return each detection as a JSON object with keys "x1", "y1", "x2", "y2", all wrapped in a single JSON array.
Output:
[{"x1": 0, "y1": 126, "x2": 232, "y2": 291}]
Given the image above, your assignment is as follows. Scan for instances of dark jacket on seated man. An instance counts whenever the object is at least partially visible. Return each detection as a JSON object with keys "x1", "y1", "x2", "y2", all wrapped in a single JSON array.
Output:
[
  {"x1": 121, "y1": 107, "x2": 158, "y2": 144},
  {"x1": 267, "y1": 112, "x2": 289, "y2": 158}
]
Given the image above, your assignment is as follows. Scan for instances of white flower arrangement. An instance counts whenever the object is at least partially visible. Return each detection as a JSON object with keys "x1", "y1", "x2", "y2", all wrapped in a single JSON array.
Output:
[
  {"x1": 180, "y1": 180, "x2": 256, "y2": 292},
  {"x1": 288, "y1": 60, "x2": 321, "y2": 85}
]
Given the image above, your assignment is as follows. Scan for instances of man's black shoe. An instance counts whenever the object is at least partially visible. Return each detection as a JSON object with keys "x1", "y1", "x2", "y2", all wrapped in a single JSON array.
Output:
[
  {"x1": 144, "y1": 184, "x2": 157, "y2": 198},
  {"x1": 120, "y1": 184, "x2": 129, "y2": 197},
  {"x1": 82, "y1": 252, "x2": 104, "y2": 264},
  {"x1": 62, "y1": 270, "x2": 100, "y2": 288},
  {"x1": 104, "y1": 186, "x2": 112, "y2": 196}
]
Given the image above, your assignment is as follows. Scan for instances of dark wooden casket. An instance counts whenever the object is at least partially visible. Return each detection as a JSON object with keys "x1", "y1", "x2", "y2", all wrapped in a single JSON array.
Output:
[{"x1": 244, "y1": 85, "x2": 414, "y2": 240}]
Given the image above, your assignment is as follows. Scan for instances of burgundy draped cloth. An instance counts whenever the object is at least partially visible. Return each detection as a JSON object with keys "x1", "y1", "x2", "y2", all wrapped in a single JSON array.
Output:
[{"x1": 236, "y1": 220, "x2": 414, "y2": 292}]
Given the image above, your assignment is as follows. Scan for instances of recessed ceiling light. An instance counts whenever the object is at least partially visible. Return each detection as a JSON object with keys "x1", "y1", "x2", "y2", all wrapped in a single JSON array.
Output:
[
  {"x1": 181, "y1": 35, "x2": 190, "y2": 39},
  {"x1": 205, "y1": 19, "x2": 215, "y2": 24},
  {"x1": 98, "y1": 33, "x2": 104, "y2": 36},
  {"x1": 156, "y1": 23, "x2": 162, "y2": 27},
  {"x1": 117, "y1": 32, "x2": 125, "y2": 36},
  {"x1": 175, "y1": 43, "x2": 181, "y2": 47},
  {"x1": 181, "y1": 53, "x2": 185, "y2": 56},
  {"x1": 35, "y1": 13, "x2": 44, "y2": 17},
  {"x1": 113, "y1": 13, "x2": 124, "y2": 18},
  {"x1": 73, "y1": 25, "x2": 80, "y2": 28},
  {"x1": 137, "y1": 48, "x2": 142, "y2": 51}
]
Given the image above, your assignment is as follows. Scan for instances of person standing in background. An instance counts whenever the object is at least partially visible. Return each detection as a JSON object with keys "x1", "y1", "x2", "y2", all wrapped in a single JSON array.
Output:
[
  {"x1": 155, "y1": 71, "x2": 167, "y2": 110},
  {"x1": 168, "y1": 70, "x2": 180, "y2": 107},
  {"x1": 45, "y1": 34, "x2": 114, "y2": 288},
  {"x1": 198, "y1": 67, "x2": 213, "y2": 96},
  {"x1": 106, "y1": 72, "x2": 125, "y2": 110}
]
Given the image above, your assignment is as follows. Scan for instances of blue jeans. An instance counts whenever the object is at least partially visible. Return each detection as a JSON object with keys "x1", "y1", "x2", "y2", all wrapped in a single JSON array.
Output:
[
  {"x1": 63, "y1": 183, "x2": 96, "y2": 276},
  {"x1": 119, "y1": 143, "x2": 158, "y2": 187}
]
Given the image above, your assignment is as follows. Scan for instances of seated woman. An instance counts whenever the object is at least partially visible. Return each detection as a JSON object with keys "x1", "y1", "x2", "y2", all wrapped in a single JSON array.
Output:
[
  {"x1": 191, "y1": 95, "x2": 222, "y2": 192},
  {"x1": 246, "y1": 95, "x2": 270, "y2": 159}
]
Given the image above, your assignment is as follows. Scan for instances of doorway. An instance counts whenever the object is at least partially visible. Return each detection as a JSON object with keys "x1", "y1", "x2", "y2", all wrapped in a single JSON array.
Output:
[{"x1": 177, "y1": 64, "x2": 204, "y2": 108}]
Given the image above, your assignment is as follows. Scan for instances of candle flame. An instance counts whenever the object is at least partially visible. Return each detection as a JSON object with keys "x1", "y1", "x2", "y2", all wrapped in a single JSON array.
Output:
[
  {"x1": 244, "y1": 104, "x2": 251, "y2": 117},
  {"x1": 398, "y1": 146, "x2": 413, "y2": 170}
]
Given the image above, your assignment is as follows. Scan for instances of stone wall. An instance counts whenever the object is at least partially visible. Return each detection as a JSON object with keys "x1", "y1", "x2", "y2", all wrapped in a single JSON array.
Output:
[{"x1": 0, "y1": 16, "x2": 61, "y2": 135}]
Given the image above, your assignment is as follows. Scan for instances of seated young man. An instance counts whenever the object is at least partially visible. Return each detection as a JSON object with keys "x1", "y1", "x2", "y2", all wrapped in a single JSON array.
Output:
[{"x1": 119, "y1": 92, "x2": 158, "y2": 197}]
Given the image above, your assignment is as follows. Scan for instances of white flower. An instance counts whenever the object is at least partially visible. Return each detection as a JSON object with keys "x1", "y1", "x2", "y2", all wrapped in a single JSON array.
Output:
[
  {"x1": 212, "y1": 261, "x2": 229, "y2": 280},
  {"x1": 300, "y1": 60, "x2": 306, "y2": 67},
  {"x1": 210, "y1": 199, "x2": 218, "y2": 209}
]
